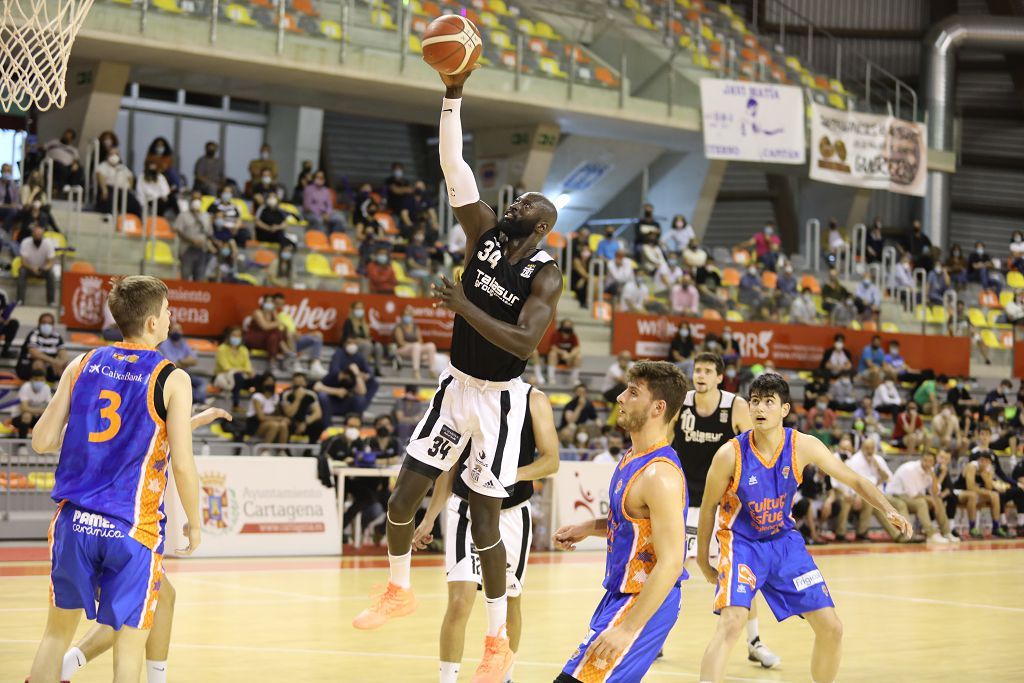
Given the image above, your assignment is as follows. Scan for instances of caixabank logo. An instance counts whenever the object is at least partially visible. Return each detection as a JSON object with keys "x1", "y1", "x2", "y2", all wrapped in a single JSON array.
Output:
[{"x1": 200, "y1": 471, "x2": 239, "y2": 534}]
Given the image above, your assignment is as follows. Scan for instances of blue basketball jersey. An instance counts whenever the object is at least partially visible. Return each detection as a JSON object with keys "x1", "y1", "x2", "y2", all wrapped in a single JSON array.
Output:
[
  {"x1": 604, "y1": 442, "x2": 688, "y2": 594},
  {"x1": 52, "y1": 344, "x2": 174, "y2": 552},
  {"x1": 717, "y1": 428, "x2": 802, "y2": 542}
]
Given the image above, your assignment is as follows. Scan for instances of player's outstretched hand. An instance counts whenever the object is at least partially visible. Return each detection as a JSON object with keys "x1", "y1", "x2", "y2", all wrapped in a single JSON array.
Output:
[
  {"x1": 552, "y1": 524, "x2": 585, "y2": 552},
  {"x1": 887, "y1": 510, "x2": 914, "y2": 540},
  {"x1": 698, "y1": 558, "x2": 718, "y2": 585},
  {"x1": 191, "y1": 407, "x2": 232, "y2": 431},
  {"x1": 178, "y1": 522, "x2": 201, "y2": 556},
  {"x1": 411, "y1": 518, "x2": 435, "y2": 552},
  {"x1": 432, "y1": 275, "x2": 469, "y2": 316},
  {"x1": 440, "y1": 64, "x2": 481, "y2": 90},
  {"x1": 589, "y1": 624, "x2": 637, "y2": 667}
]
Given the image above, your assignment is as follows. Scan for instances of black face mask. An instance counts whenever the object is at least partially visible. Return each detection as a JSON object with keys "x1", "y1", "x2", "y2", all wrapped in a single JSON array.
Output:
[
  {"x1": 169, "y1": 332, "x2": 182, "y2": 342},
  {"x1": 32, "y1": 237, "x2": 42, "y2": 246},
  {"x1": 263, "y1": 385, "x2": 275, "y2": 394},
  {"x1": 609, "y1": 447, "x2": 621, "y2": 456},
  {"x1": 376, "y1": 427, "x2": 391, "y2": 438}
]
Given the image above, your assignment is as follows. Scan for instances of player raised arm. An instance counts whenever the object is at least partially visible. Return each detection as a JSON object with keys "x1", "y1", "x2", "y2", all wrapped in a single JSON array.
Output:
[
  {"x1": 439, "y1": 68, "x2": 495, "y2": 258},
  {"x1": 165, "y1": 368, "x2": 203, "y2": 555},
  {"x1": 732, "y1": 396, "x2": 753, "y2": 433},
  {"x1": 31, "y1": 353, "x2": 86, "y2": 454},
  {"x1": 588, "y1": 462, "x2": 686, "y2": 663},
  {"x1": 696, "y1": 443, "x2": 737, "y2": 584},
  {"x1": 798, "y1": 432, "x2": 912, "y2": 539},
  {"x1": 516, "y1": 389, "x2": 560, "y2": 481}
]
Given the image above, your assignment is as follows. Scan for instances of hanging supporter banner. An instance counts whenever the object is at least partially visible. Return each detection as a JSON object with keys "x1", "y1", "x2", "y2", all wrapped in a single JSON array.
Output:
[
  {"x1": 553, "y1": 460, "x2": 616, "y2": 551},
  {"x1": 165, "y1": 456, "x2": 341, "y2": 557},
  {"x1": 611, "y1": 313, "x2": 971, "y2": 377},
  {"x1": 700, "y1": 79, "x2": 806, "y2": 164},
  {"x1": 809, "y1": 102, "x2": 927, "y2": 197},
  {"x1": 61, "y1": 272, "x2": 455, "y2": 349}
]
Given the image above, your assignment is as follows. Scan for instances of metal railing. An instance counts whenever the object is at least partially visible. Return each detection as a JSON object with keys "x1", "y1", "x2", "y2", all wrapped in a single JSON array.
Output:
[
  {"x1": 586, "y1": 256, "x2": 606, "y2": 311},
  {"x1": 851, "y1": 223, "x2": 867, "y2": 267},
  {"x1": 62, "y1": 186, "x2": 84, "y2": 247},
  {"x1": 251, "y1": 443, "x2": 319, "y2": 457},
  {"x1": 0, "y1": 440, "x2": 58, "y2": 521},
  {"x1": 804, "y1": 219, "x2": 821, "y2": 273},
  {"x1": 912, "y1": 267, "x2": 928, "y2": 328},
  {"x1": 881, "y1": 245, "x2": 899, "y2": 298}
]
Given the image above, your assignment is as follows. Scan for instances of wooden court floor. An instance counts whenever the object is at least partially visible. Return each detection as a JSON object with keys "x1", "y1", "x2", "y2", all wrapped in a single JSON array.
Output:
[{"x1": 1, "y1": 541, "x2": 1022, "y2": 682}]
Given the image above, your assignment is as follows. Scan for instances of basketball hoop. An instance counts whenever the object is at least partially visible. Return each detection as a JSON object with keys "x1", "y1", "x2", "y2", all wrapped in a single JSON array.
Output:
[{"x1": 0, "y1": 0, "x2": 95, "y2": 112}]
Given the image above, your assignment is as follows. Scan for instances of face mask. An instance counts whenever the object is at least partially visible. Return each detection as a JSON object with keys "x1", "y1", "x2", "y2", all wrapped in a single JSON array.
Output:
[
  {"x1": 169, "y1": 331, "x2": 182, "y2": 342},
  {"x1": 220, "y1": 247, "x2": 231, "y2": 257},
  {"x1": 723, "y1": 333, "x2": 731, "y2": 341},
  {"x1": 352, "y1": 308, "x2": 364, "y2": 319},
  {"x1": 376, "y1": 427, "x2": 391, "y2": 438},
  {"x1": 345, "y1": 343, "x2": 359, "y2": 355},
  {"x1": 576, "y1": 433, "x2": 589, "y2": 444},
  {"x1": 32, "y1": 237, "x2": 42, "y2": 246},
  {"x1": 260, "y1": 150, "x2": 270, "y2": 160},
  {"x1": 817, "y1": 402, "x2": 828, "y2": 410},
  {"x1": 108, "y1": 155, "x2": 120, "y2": 166},
  {"x1": 155, "y1": 145, "x2": 166, "y2": 154},
  {"x1": 804, "y1": 293, "x2": 813, "y2": 301},
  {"x1": 393, "y1": 169, "x2": 403, "y2": 179},
  {"x1": 221, "y1": 192, "x2": 232, "y2": 203},
  {"x1": 609, "y1": 446, "x2": 621, "y2": 456},
  {"x1": 229, "y1": 336, "x2": 242, "y2": 347},
  {"x1": 39, "y1": 323, "x2": 53, "y2": 336},
  {"x1": 402, "y1": 315, "x2": 413, "y2": 325},
  {"x1": 262, "y1": 302, "x2": 274, "y2": 311},
  {"x1": 267, "y1": 198, "x2": 279, "y2": 208},
  {"x1": 263, "y1": 384, "x2": 275, "y2": 395},
  {"x1": 282, "y1": 250, "x2": 293, "y2": 261},
  {"x1": 0, "y1": 172, "x2": 10, "y2": 181},
  {"x1": 764, "y1": 226, "x2": 773, "y2": 235},
  {"x1": 375, "y1": 254, "x2": 389, "y2": 265},
  {"x1": 31, "y1": 381, "x2": 45, "y2": 392},
  {"x1": 725, "y1": 369, "x2": 737, "y2": 378},
  {"x1": 345, "y1": 427, "x2": 360, "y2": 441},
  {"x1": 890, "y1": 348, "x2": 899, "y2": 356},
  {"x1": 207, "y1": 148, "x2": 217, "y2": 157},
  {"x1": 748, "y1": 268, "x2": 757, "y2": 275},
  {"x1": 261, "y1": 176, "x2": 272, "y2": 186},
  {"x1": 679, "y1": 328, "x2": 689, "y2": 338},
  {"x1": 644, "y1": 210, "x2": 653, "y2": 218},
  {"x1": 976, "y1": 248, "x2": 984, "y2": 255},
  {"x1": 190, "y1": 199, "x2": 202, "y2": 211}
]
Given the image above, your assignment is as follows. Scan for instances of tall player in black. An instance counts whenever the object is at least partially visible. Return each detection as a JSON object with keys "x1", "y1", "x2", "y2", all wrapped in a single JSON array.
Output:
[
  {"x1": 671, "y1": 352, "x2": 781, "y2": 669},
  {"x1": 353, "y1": 66, "x2": 562, "y2": 683}
]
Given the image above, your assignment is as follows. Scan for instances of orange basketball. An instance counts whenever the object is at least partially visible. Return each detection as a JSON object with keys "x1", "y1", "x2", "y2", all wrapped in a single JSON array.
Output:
[{"x1": 421, "y1": 15, "x2": 483, "y2": 75}]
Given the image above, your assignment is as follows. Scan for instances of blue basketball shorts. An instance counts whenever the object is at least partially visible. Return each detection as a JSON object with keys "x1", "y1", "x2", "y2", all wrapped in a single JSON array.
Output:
[
  {"x1": 714, "y1": 528, "x2": 834, "y2": 621},
  {"x1": 48, "y1": 501, "x2": 164, "y2": 630},
  {"x1": 561, "y1": 584, "x2": 681, "y2": 682}
]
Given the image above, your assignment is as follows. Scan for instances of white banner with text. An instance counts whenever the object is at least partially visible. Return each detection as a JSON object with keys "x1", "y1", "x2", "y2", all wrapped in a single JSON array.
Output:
[
  {"x1": 700, "y1": 79, "x2": 806, "y2": 164},
  {"x1": 553, "y1": 461, "x2": 616, "y2": 552}
]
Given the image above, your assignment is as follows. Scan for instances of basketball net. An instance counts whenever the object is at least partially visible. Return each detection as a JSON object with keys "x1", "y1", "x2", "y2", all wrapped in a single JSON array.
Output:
[{"x1": 0, "y1": 0, "x2": 95, "y2": 112}]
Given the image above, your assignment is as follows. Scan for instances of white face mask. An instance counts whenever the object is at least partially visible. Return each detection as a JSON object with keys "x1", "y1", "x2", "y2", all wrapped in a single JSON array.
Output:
[
  {"x1": 576, "y1": 433, "x2": 589, "y2": 444},
  {"x1": 345, "y1": 427, "x2": 360, "y2": 441},
  {"x1": 345, "y1": 343, "x2": 358, "y2": 355},
  {"x1": 108, "y1": 154, "x2": 120, "y2": 166}
]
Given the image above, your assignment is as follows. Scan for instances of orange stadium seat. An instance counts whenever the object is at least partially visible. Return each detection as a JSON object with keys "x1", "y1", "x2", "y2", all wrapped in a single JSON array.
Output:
[
  {"x1": 117, "y1": 214, "x2": 143, "y2": 237},
  {"x1": 800, "y1": 274, "x2": 821, "y2": 294},
  {"x1": 250, "y1": 249, "x2": 277, "y2": 267},
  {"x1": 305, "y1": 230, "x2": 330, "y2": 252},
  {"x1": 69, "y1": 260, "x2": 96, "y2": 274},
  {"x1": 702, "y1": 309, "x2": 723, "y2": 320},
  {"x1": 330, "y1": 232, "x2": 356, "y2": 254},
  {"x1": 721, "y1": 267, "x2": 741, "y2": 287}
]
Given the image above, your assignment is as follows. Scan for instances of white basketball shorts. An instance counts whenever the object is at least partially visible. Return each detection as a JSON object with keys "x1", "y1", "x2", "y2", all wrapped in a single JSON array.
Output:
[
  {"x1": 406, "y1": 365, "x2": 530, "y2": 498},
  {"x1": 685, "y1": 506, "x2": 720, "y2": 565},
  {"x1": 445, "y1": 494, "x2": 532, "y2": 597}
]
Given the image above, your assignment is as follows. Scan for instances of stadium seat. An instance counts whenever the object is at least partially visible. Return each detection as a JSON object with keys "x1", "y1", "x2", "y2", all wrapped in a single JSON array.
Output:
[
  {"x1": 371, "y1": 9, "x2": 397, "y2": 30},
  {"x1": 999, "y1": 290, "x2": 1014, "y2": 308},
  {"x1": 320, "y1": 20, "x2": 342, "y2": 40},
  {"x1": 881, "y1": 322, "x2": 901, "y2": 333},
  {"x1": 305, "y1": 252, "x2": 338, "y2": 278},
  {"x1": 330, "y1": 232, "x2": 356, "y2": 254},
  {"x1": 726, "y1": 310, "x2": 744, "y2": 322},
  {"x1": 117, "y1": 214, "x2": 143, "y2": 237},
  {"x1": 849, "y1": 320, "x2": 862, "y2": 331},
  {"x1": 979, "y1": 290, "x2": 1000, "y2": 308},
  {"x1": 1008, "y1": 271, "x2": 1024, "y2": 290},
  {"x1": 234, "y1": 273, "x2": 260, "y2": 286},
  {"x1": 546, "y1": 232, "x2": 567, "y2": 250},
  {"x1": 340, "y1": 282, "x2": 361, "y2": 294},
  {"x1": 987, "y1": 309, "x2": 1010, "y2": 328},
  {"x1": 488, "y1": 28, "x2": 513, "y2": 49},
  {"x1": 145, "y1": 241, "x2": 175, "y2": 265},
  {"x1": 967, "y1": 307, "x2": 989, "y2": 328},
  {"x1": 153, "y1": 0, "x2": 183, "y2": 13},
  {"x1": 799, "y1": 274, "x2": 821, "y2": 294},
  {"x1": 721, "y1": 268, "x2": 741, "y2": 287},
  {"x1": 279, "y1": 202, "x2": 305, "y2": 225},
  {"x1": 231, "y1": 198, "x2": 254, "y2": 222},
  {"x1": 861, "y1": 320, "x2": 878, "y2": 331},
  {"x1": 761, "y1": 271, "x2": 777, "y2": 289},
  {"x1": 408, "y1": 34, "x2": 422, "y2": 53},
  {"x1": 69, "y1": 260, "x2": 96, "y2": 274},
  {"x1": 44, "y1": 231, "x2": 67, "y2": 248},
  {"x1": 395, "y1": 284, "x2": 418, "y2": 298},
  {"x1": 634, "y1": 13, "x2": 656, "y2": 30},
  {"x1": 376, "y1": 211, "x2": 399, "y2": 235},
  {"x1": 70, "y1": 331, "x2": 103, "y2": 346},
  {"x1": 144, "y1": 216, "x2": 174, "y2": 239},
  {"x1": 534, "y1": 21, "x2": 559, "y2": 38},
  {"x1": 929, "y1": 305, "x2": 946, "y2": 324},
  {"x1": 186, "y1": 338, "x2": 218, "y2": 353},
  {"x1": 331, "y1": 256, "x2": 357, "y2": 278},
  {"x1": 980, "y1": 329, "x2": 1006, "y2": 350},
  {"x1": 592, "y1": 301, "x2": 612, "y2": 322},
  {"x1": 731, "y1": 248, "x2": 750, "y2": 266},
  {"x1": 200, "y1": 195, "x2": 216, "y2": 212},
  {"x1": 517, "y1": 18, "x2": 536, "y2": 35},
  {"x1": 487, "y1": 0, "x2": 511, "y2": 16},
  {"x1": 588, "y1": 233, "x2": 602, "y2": 252},
  {"x1": 250, "y1": 249, "x2": 277, "y2": 267},
  {"x1": 702, "y1": 309, "x2": 723, "y2": 320},
  {"x1": 539, "y1": 58, "x2": 568, "y2": 79},
  {"x1": 225, "y1": 4, "x2": 258, "y2": 26},
  {"x1": 292, "y1": 0, "x2": 319, "y2": 17},
  {"x1": 391, "y1": 260, "x2": 415, "y2": 285},
  {"x1": 305, "y1": 231, "x2": 330, "y2": 252},
  {"x1": 827, "y1": 93, "x2": 847, "y2": 110}
]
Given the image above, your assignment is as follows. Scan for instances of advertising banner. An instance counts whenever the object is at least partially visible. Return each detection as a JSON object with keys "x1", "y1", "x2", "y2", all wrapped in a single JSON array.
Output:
[
  {"x1": 552, "y1": 461, "x2": 616, "y2": 551},
  {"x1": 809, "y1": 102, "x2": 927, "y2": 197},
  {"x1": 611, "y1": 313, "x2": 971, "y2": 377},
  {"x1": 165, "y1": 456, "x2": 341, "y2": 557},
  {"x1": 61, "y1": 272, "x2": 455, "y2": 349},
  {"x1": 700, "y1": 79, "x2": 806, "y2": 164}
]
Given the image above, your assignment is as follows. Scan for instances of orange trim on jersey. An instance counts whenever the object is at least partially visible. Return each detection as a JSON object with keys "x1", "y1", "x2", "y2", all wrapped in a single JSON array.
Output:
[
  {"x1": 727, "y1": 439, "x2": 742, "y2": 494},
  {"x1": 618, "y1": 456, "x2": 686, "y2": 593},
  {"x1": 792, "y1": 431, "x2": 803, "y2": 486},
  {"x1": 137, "y1": 551, "x2": 163, "y2": 629},
  {"x1": 713, "y1": 529, "x2": 733, "y2": 612},
  {"x1": 69, "y1": 349, "x2": 99, "y2": 396},
  {"x1": 47, "y1": 500, "x2": 66, "y2": 606},
  {"x1": 114, "y1": 341, "x2": 158, "y2": 352},
  {"x1": 749, "y1": 429, "x2": 787, "y2": 469},
  {"x1": 617, "y1": 440, "x2": 669, "y2": 471},
  {"x1": 129, "y1": 359, "x2": 172, "y2": 550},
  {"x1": 573, "y1": 593, "x2": 640, "y2": 682}
]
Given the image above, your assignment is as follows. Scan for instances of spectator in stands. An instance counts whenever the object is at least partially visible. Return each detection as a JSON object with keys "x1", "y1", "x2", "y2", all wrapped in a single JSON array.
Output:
[
  {"x1": 854, "y1": 272, "x2": 881, "y2": 322},
  {"x1": 400, "y1": 181, "x2": 438, "y2": 236},
  {"x1": 43, "y1": 128, "x2": 85, "y2": 193},
  {"x1": 634, "y1": 203, "x2": 660, "y2": 254},
  {"x1": 158, "y1": 321, "x2": 209, "y2": 405},
  {"x1": 208, "y1": 183, "x2": 249, "y2": 247},
  {"x1": 303, "y1": 170, "x2": 345, "y2": 233},
  {"x1": 618, "y1": 272, "x2": 649, "y2": 312},
  {"x1": 912, "y1": 374, "x2": 941, "y2": 416},
  {"x1": 829, "y1": 295, "x2": 857, "y2": 328},
  {"x1": 317, "y1": 341, "x2": 377, "y2": 419},
  {"x1": 738, "y1": 264, "x2": 768, "y2": 315},
  {"x1": 820, "y1": 333, "x2": 853, "y2": 377},
  {"x1": 17, "y1": 224, "x2": 57, "y2": 307},
  {"x1": 605, "y1": 250, "x2": 635, "y2": 299},
  {"x1": 638, "y1": 234, "x2": 667, "y2": 276},
  {"x1": 592, "y1": 432, "x2": 626, "y2": 464},
  {"x1": 825, "y1": 218, "x2": 847, "y2": 268},
  {"x1": 803, "y1": 370, "x2": 829, "y2": 410},
  {"x1": 906, "y1": 220, "x2": 933, "y2": 270},
  {"x1": 804, "y1": 395, "x2": 837, "y2": 434},
  {"x1": 945, "y1": 244, "x2": 968, "y2": 290},
  {"x1": 136, "y1": 162, "x2": 173, "y2": 217},
  {"x1": 17, "y1": 312, "x2": 67, "y2": 381},
  {"x1": 842, "y1": 439, "x2": 907, "y2": 541},
  {"x1": 271, "y1": 293, "x2": 326, "y2": 378},
  {"x1": 737, "y1": 221, "x2": 781, "y2": 261},
  {"x1": 343, "y1": 301, "x2": 383, "y2": 373},
  {"x1": 949, "y1": 300, "x2": 992, "y2": 365},
  {"x1": 560, "y1": 383, "x2": 597, "y2": 430},
  {"x1": 653, "y1": 252, "x2": 683, "y2": 298},
  {"x1": 385, "y1": 162, "x2": 413, "y2": 214},
  {"x1": 0, "y1": 287, "x2": 19, "y2": 358},
  {"x1": 17, "y1": 169, "x2": 49, "y2": 220},
  {"x1": 244, "y1": 294, "x2": 286, "y2": 368},
  {"x1": 830, "y1": 371, "x2": 857, "y2": 412},
  {"x1": 280, "y1": 371, "x2": 325, "y2": 444},
  {"x1": 853, "y1": 396, "x2": 886, "y2": 442},
  {"x1": 392, "y1": 384, "x2": 425, "y2": 446},
  {"x1": 247, "y1": 373, "x2": 290, "y2": 445},
  {"x1": 968, "y1": 241, "x2": 1003, "y2": 293},
  {"x1": 596, "y1": 226, "x2": 621, "y2": 261},
  {"x1": 95, "y1": 148, "x2": 142, "y2": 216},
  {"x1": 570, "y1": 242, "x2": 593, "y2": 308},
  {"x1": 663, "y1": 215, "x2": 694, "y2": 255},
  {"x1": 719, "y1": 328, "x2": 741, "y2": 366},
  {"x1": 97, "y1": 130, "x2": 118, "y2": 160},
  {"x1": 265, "y1": 242, "x2": 294, "y2": 288},
  {"x1": 889, "y1": 253, "x2": 914, "y2": 306},
  {"x1": 894, "y1": 401, "x2": 926, "y2": 453},
  {"x1": 173, "y1": 191, "x2": 216, "y2": 281},
  {"x1": 214, "y1": 326, "x2": 256, "y2": 410},
  {"x1": 392, "y1": 305, "x2": 437, "y2": 380},
  {"x1": 926, "y1": 262, "x2": 951, "y2": 305},
  {"x1": 9, "y1": 196, "x2": 58, "y2": 245},
  {"x1": 447, "y1": 222, "x2": 467, "y2": 263},
  {"x1": 790, "y1": 287, "x2": 819, "y2": 325},
  {"x1": 292, "y1": 160, "x2": 315, "y2": 204},
  {"x1": 670, "y1": 271, "x2": 699, "y2": 316},
  {"x1": 775, "y1": 263, "x2": 798, "y2": 307},
  {"x1": 1010, "y1": 231, "x2": 1024, "y2": 273},
  {"x1": 889, "y1": 452, "x2": 954, "y2": 543},
  {"x1": 935, "y1": 450, "x2": 974, "y2": 536},
  {"x1": 983, "y1": 379, "x2": 1014, "y2": 417},
  {"x1": 144, "y1": 136, "x2": 181, "y2": 193},
  {"x1": 601, "y1": 350, "x2": 633, "y2": 403},
  {"x1": 668, "y1": 324, "x2": 695, "y2": 369},
  {"x1": 873, "y1": 377, "x2": 903, "y2": 416},
  {"x1": 683, "y1": 238, "x2": 707, "y2": 269},
  {"x1": 820, "y1": 268, "x2": 847, "y2": 313},
  {"x1": 254, "y1": 192, "x2": 294, "y2": 248},
  {"x1": 249, "y1": 143, "x2": 278, "y2": 185},
  {"x1": 194, "y1": 141, "x2": 224, "y2": 196},
  {"x1": 858, "y1": 335, "x2": 886, "y2": 386},
  {"x1": 931, "y1": 403, "x2": 967, "y2": 456},
  {"x1": 865, "y1": 221, "x2": 884, "y2": 264},
  {"x1": 546, "y1": 319, "x2": 582, "y2": 385},
  {"x1": 10, "y1": 367, "x2": 50, "y2": 441},
  {"x1": 962, "y1": 450, "x2": 1011, "y2": 537},
  {"x1": 357, "y1": 219, "x2": 386, "y2": 270},
  {"x1": 759, "y1": 240, "x2": 784, "y2": 273},
  {"x1": 367, "y1": 246, "x2": 398, "y2": 295},
  {"x1": 405, "y1": 228, "x2": 433, "y2": 285},
  {"x1": 251, "y1": 169, "x2": 286, "y2": 211},
  {"x1": 0, "y1": 164, "x2": 20, "y2": 227}
]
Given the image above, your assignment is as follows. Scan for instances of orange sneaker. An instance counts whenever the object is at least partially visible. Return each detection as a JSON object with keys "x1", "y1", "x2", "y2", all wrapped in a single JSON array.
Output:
[
  {"x1": 471, "y1": 631, "x2": 513, "y2": 682},
  {"x1": 351, "y1": 582, "x2": 418, "y2": 630}
]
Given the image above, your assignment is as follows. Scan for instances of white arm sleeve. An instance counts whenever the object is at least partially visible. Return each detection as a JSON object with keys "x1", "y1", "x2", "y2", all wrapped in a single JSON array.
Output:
[{"x1": 439, "y1": 97, "x2": 480, "y2": 208}]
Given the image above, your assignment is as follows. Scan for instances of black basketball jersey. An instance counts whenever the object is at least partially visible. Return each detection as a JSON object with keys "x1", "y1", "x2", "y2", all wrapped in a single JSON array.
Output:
[
  {"x1": 451, "y1": 227, "x2": 557, "y2": 381},
  {"x1": 671, "y1": 389, "x2": 737, "y2": 506},
  {"x1": 453, "y1": 387, "x2": 536, "y2": 508}
]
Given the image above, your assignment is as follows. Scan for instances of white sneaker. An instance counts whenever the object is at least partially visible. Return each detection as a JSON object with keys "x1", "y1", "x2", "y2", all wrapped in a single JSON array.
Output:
[
  {"x1": 944, "y1": 533, "x2": 961, "y2": 543},
  {"x1": 927, "y1": 532, "x2": 949, "y2": 544},
  {"x1": 309, "y1": 359, "x2": 327, "y2": 380},
  {"x1": 747, "y1": 638, "x2": 780, "y2": 669}
]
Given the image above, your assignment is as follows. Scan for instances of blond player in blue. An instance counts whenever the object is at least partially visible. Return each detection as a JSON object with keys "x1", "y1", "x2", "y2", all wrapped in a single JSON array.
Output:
[
  {"x1": 696, "y1": 373, "x2": 912, "y2": 683},
  {"x1": 553, "y1": 361, "x2": 690, "y2": 683},
  {"x1": 26, "y1": 276, "x2": 204, "y2": 683}
]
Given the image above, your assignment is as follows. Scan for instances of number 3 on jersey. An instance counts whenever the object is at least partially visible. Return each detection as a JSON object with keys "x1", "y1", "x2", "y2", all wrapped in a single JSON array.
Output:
[
  {"x1": 89, "y1": 389, "x2": 123, "y2": 443},
  {"x1": 476, "y1": 239, "x2": 502, "y2": 269}
]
